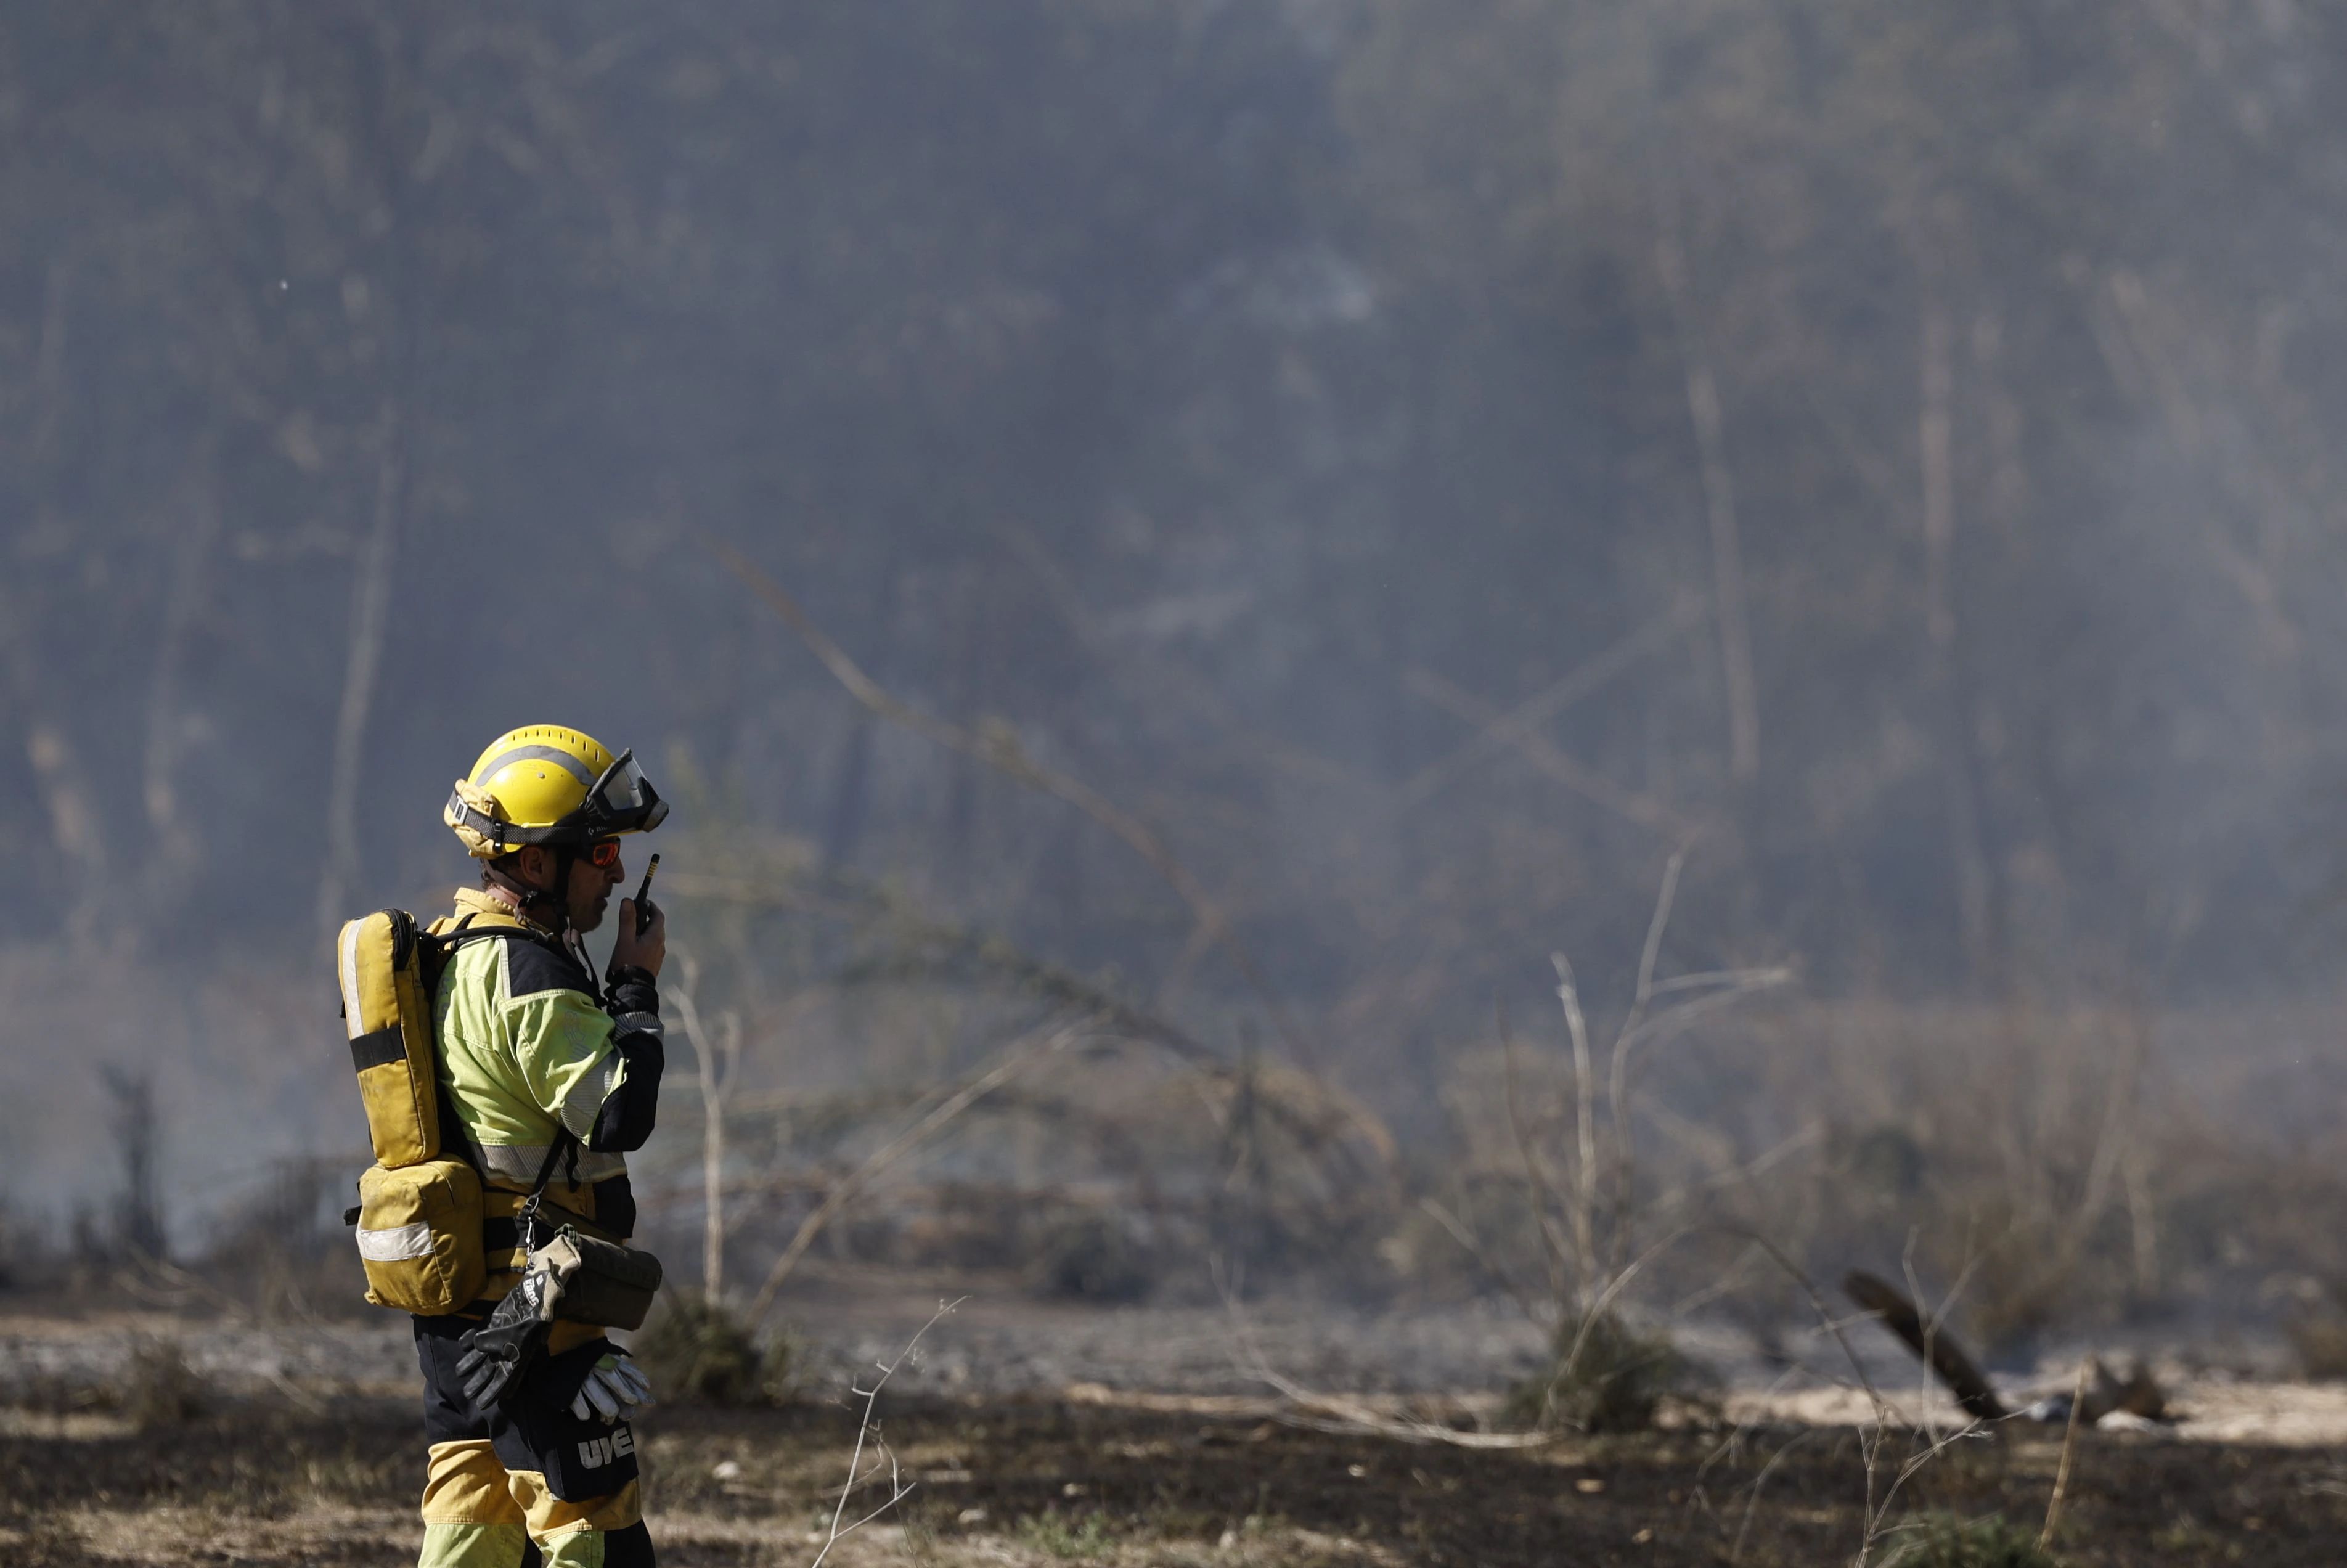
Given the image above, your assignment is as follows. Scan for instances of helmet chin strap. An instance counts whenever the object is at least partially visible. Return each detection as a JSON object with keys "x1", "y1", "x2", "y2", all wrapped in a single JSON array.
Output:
[{"x1": 488, "y1": 846, "x2": 577, "y2": 934}]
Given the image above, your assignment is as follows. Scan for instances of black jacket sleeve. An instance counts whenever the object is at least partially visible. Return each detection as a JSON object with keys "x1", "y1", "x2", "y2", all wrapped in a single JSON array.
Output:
[{"x1": 588, "y1": 966, "x2": 664, "y2": 1153}]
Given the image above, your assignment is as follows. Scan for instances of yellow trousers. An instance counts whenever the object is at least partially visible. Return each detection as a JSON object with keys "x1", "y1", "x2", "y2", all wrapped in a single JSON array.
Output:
[{"x1": 419, "y1": 1437, "x2": 648, "y2": 1568}]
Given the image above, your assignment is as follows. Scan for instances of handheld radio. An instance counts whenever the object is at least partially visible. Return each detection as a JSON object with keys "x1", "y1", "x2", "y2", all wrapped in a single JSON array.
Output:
[
  {"x1": 631, "y1": 852, "x2": 660, "y2": 936},
  {"x1": 607, "y1": 853, "x2": 660, "y2": 987}
]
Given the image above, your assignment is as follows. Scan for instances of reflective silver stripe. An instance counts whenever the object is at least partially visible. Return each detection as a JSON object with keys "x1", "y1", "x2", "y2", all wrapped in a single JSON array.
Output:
[
  {"x1": 355, "y1": 1222, "x2": 436, "y2": 1263},
  {"x1": 478, "y1": 745, "x2": 597, "y2": 788},
  {"x1": 337, "y1": 921, "x2": 365, "y2": 1039},
  {"x1": 610, "y1": 1011, "x2": 663, "y2": 1039},
  {"x1": 470, "y1": 1140, "x2": 627, "y2": 1185},
  {"x1": 559, "y1": 1055, "x2": 622, "y2": 1141}
]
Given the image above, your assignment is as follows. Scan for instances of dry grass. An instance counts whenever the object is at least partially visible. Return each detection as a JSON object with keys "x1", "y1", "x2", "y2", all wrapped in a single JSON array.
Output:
[
  {"x1": 632, "y1": 1295, "x2": 786, "y2": 1407},
  {"x1": 1412, "y1": 995, "x2": 2347, "y2": 1360},
  {"x1": 1503, "y1": 1307, "x2": 1713, "y2": 1434},
  {"x1": 1879, "y1": 1512, "x2": 2063, "y2": 1568}
]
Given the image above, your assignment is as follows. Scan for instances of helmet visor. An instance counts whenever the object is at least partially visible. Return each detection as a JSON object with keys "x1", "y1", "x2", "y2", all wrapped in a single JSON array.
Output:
[{"x1": 581, "y1": 749, "x2": 668, "y2": 836}]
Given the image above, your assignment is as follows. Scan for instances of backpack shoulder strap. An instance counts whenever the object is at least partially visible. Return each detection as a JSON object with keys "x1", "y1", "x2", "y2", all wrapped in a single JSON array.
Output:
[{"x1": 419, "y1": 911, "x2": 539, "y2": 1176}]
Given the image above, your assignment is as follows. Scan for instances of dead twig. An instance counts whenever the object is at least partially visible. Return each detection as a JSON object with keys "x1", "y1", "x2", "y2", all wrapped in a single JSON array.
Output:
[
  {"x1": 1858, "y1": 1411, "x2": 1991, "y2": 1567},
  {"x1": 807, "y1": 1297, "x2": 962, "y2": 1568},
  {"x1": 2040, "y1": 1355, "x2": 2091, "y2": 1548},
  {"x1": 1734, "y1": 1228, "x2": 1903, "y2": 1557},
  {"x1": 1834, "y1": 1262, "x2": 1999, "y2": 1568}
]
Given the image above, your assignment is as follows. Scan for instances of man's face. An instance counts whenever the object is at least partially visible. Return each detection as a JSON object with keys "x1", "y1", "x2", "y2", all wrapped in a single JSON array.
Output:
[
  {"x1": 565, "y1": 843, "x2": 624, "y2": 933},
  {"x1": 512, "y1": 843, "x2": 623, "y2": 931}
]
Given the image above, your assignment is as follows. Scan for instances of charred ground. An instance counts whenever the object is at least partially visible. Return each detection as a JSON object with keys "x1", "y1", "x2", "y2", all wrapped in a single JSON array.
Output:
[{"x1": 2, "y1": 1385, "x2": 2341, "y2": 1567}]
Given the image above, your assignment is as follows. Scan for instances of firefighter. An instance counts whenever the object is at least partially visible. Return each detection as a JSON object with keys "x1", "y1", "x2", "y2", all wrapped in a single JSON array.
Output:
[{"x1": 415, "y1": 724, "x2": 670, "y2": 1568}]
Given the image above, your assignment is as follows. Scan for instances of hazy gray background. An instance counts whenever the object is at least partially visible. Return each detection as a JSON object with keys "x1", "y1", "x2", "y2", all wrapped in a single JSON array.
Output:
[{"x1": 7, "y1": 2, "x2": 2347, "y2": 1233}]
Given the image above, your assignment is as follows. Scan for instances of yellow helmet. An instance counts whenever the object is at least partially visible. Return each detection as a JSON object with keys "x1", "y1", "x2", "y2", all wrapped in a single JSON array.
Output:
[{"x1": 443, "y1": 724, "x2": 669, "y2": 860}]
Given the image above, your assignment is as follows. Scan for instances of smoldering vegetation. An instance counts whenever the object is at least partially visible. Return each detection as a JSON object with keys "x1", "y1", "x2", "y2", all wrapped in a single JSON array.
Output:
[{"x1": 17, "y1": 854, "x2": 2347, "y2": 1408}]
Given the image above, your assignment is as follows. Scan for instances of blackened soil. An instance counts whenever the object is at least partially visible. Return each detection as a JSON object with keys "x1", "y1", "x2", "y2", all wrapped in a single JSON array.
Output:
[{"x1": 2, "y1": 1394, "x2": 2340, "y2": 1565}]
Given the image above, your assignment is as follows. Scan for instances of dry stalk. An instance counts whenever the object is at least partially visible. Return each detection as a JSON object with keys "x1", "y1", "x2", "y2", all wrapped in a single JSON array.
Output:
[
  {"x1": 1554, "y1": 953, "x2": 1601, "y2": 1281},
  {"x1": 1606, "y1": 849, "x2": 1682, "y2": 1274},
  {"x1": 1731, "y1": 1227, "x2": 1914, "y2": 1566},
  {"x1": 807, "y1": 1297, "x2": 963, "y2": 1568},
  {"x1": 1529, "y1": 856, "x2": 1787, "y2": 1310},
  {"x1": 668, "y1": 953, "x2": 742, "y2": 1303},
  {"x1": 1837, "y1": 1245, "x2": 2002, "y2": 1567},
  {"x1": 1857, "y1": 1414, "x2": 1991, "y2": 1567},
  {"x1": 2040, "y1": 1355, "x2": 2092, "y2": 1548}
]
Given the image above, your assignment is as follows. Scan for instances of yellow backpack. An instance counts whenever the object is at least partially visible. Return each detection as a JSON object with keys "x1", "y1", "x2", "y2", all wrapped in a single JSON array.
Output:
[{"x1": 335, "y1": 909, "x2": 512, "y2": 1315}]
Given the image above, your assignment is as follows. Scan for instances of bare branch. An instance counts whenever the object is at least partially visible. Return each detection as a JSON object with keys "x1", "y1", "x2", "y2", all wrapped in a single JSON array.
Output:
[
  {"x1": 701, "y1": 533, "x2": 1319, "y2": 1068},
  {"x1": 1553, "y1": 955, "x2": 1600, "y2": 1285},
  {"x1": 1652, "y1": 184, "x2": 1760, "y2": 782},
  {"x1": 808, "y1": 1298, "x2": 963, "y2": 1568},
  {"x1": 1405, "y1": 668, "x2": 1697, "y2": 838},
  {"x1": 668, "y1": 954, "x2": 740, "y2": 1304},
  {"x1": 1397, "y1": 598, "x2": 1708, "y2": 808},
  {"x1": 746, "y1": 1017, "x2": 1094, "y2": 1326},
  {"x1": 1606, "y1": 850, "x2": 1692, "y2": 1270}
]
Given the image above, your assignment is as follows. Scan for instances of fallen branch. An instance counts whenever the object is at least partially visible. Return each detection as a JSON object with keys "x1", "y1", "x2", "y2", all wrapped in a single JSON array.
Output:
[{"x1": 1842, "y1": 1270, "x2": 2007, "y2": 1423}]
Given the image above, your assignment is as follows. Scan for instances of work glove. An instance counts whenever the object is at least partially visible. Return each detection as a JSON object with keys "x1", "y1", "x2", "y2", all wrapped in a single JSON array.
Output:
[
  {"x1": 571, "y1": 1350, "x2": 653, "y2": 1423},
  {"x1": 454, "y1": 1260, "x2": 558, "y2": 1415},
  {"x1": 606, "y1": 966, "x2": 661, "y2": 1029}
]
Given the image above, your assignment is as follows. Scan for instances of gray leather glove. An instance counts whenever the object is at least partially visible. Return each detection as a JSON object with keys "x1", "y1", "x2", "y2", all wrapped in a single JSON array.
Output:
[{"x1": 570, "y1": 1350, "x2": 652, "y2": 1422}]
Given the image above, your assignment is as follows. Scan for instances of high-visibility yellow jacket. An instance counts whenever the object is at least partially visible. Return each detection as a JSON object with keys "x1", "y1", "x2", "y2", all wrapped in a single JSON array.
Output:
[{"x1": 428, "y1": 888, "x2": 663, "y2": 1309}]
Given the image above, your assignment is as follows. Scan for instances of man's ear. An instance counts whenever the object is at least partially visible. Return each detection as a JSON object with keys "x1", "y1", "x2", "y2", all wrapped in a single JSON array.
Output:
[{"x1": 518, "y1": 845, "x2": 554, "y2": 889}]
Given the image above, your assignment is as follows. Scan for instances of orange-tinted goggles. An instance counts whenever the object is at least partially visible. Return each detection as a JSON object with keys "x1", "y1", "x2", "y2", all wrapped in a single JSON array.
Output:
[{"x1": 585, "y1": 839, "x2": 622, "y2": 870}]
